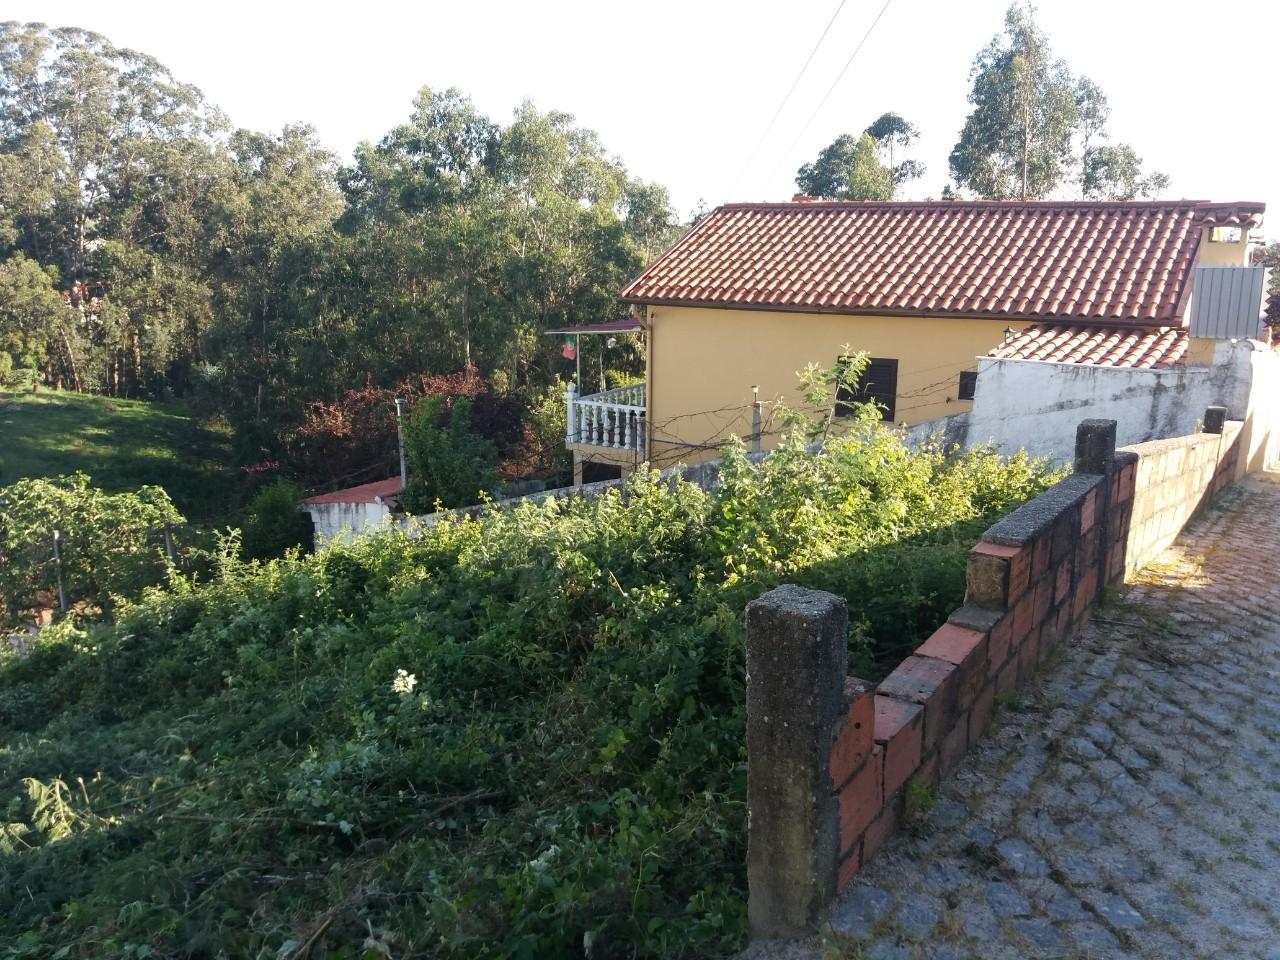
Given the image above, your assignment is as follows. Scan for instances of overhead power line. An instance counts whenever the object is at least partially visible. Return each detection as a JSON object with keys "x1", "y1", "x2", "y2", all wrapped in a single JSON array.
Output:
[
  {"x1": 731, "y1": 0, "x2": 850, "y2": 196},
  {"x1": 769, "y1": 0, "x2": 896, "y2": 181}
]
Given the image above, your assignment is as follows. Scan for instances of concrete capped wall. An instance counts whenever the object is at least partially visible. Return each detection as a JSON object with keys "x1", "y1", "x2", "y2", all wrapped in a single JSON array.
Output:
[
  {"x1": 962, "y1": 338, "x2": 1260, "y2": 464},
  {"x1": 306, "y1": 500, "x2": 393, "y2": 544}
]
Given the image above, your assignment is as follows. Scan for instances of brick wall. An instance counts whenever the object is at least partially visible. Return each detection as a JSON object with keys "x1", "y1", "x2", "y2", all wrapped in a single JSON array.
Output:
[{"x1": 745, "y1": 410, "x2": 1243, "y2": 938}]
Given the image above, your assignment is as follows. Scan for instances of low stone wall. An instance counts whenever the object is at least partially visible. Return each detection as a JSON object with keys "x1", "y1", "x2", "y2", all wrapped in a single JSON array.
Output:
[
  {"x1": 744, "y1": 409, "x2": 1244, "y2": 938},
  {"x1": 1119, "y1": 411, "x2": 1241, "y2": 577}
]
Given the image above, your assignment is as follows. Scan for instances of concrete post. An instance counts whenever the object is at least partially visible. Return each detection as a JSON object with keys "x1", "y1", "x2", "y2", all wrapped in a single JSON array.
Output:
[
  {"x1": 1073, "y1": 418, "x2": 1119, "y2": 603},
  {"x1": 746, "y1": 585, "x2": 848, "y2": 938},
  {"x1": 1204, "y1": 405, "x2": 1227, "y2": 435},
  {"x1": 393, "y1": 397, "x2": 408, "y2": 490},
  {"x1": 1073, "y1": 419, "x2": 1117, "y2": 475}
]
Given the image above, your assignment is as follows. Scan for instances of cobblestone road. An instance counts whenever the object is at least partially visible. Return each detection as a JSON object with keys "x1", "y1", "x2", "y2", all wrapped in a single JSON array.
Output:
[{"x1": 754, "y1": 475, "x2": 1280, "y2": 960}]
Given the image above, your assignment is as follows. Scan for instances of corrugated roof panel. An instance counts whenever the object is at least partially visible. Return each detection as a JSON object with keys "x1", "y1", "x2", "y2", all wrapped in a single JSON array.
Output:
[{"x1": 1189, "y1": 266, "x2": 1266, "y2": 340}]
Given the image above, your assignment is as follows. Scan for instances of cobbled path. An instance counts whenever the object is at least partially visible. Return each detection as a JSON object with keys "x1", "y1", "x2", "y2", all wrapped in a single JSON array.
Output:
[{"x1": 751, "y1": 475, "x2": 1280, "y2": 960}]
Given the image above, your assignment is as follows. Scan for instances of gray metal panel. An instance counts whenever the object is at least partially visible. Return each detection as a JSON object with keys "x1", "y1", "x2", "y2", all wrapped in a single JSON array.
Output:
[{"x1": 1190, "y1": 266, "x2": 1266, "y2": 340}]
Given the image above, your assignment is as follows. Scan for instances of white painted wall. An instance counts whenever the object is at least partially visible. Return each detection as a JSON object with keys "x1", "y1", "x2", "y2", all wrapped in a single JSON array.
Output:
[
  {"x1": 305, "y1": 500, "x2": 394, "y2": 544},
  {"x1": 1243, "y1": 346, "x2": 1280, "y2": 473},
  {"x1": 962, "y1": 339, "x2": 1262, "y2": 465}
]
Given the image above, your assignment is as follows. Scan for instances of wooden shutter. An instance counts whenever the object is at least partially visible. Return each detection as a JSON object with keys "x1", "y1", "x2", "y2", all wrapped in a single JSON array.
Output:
[{"x1": 836, "y1": 357, "x2": 898, "y2": 420}]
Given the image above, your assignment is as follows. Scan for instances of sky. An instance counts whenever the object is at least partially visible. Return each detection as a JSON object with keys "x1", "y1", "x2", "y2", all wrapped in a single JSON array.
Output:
[{"x1": 13, "y1": 0, "x2": 1278, "y2": 234}]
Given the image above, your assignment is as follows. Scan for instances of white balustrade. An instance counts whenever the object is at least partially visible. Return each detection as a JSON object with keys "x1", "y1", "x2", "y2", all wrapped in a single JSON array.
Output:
[{"x1": 565, "y1": 382, "x2": 646, "y2": 452}]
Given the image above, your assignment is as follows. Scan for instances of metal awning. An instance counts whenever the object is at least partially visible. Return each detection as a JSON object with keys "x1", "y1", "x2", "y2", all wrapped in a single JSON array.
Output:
[{"x1": 542, "y1": 320, "x2": 643, "y2": 335}]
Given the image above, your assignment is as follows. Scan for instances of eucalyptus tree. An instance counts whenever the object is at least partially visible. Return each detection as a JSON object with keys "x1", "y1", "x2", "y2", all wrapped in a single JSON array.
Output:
[
  {"x1": 0, "y1": 21, "x2": 228, "y2": 393},
  {"x1": 950, "y1": 4, "x2": 1167, "y2": 201},
  {"x1": 796, "y1": 113, "x2": 923, "y2": 200},
  {"x1": 949, "y1": 4, "x2": 1079, "y2": 199}
]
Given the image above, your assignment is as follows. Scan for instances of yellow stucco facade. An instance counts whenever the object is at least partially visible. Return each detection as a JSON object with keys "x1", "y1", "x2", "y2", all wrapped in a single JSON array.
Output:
[
  {"x1": 1195, "y1": 226, "x2": 1251, "y2": 267},
  {"x1": 642, "y1": 306, "x2": 1022, "y2": 468}
]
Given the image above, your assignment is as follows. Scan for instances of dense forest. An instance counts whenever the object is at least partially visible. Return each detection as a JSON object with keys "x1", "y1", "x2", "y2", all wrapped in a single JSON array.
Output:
[
  {"x1": 0, "y1": 7, "x2": 1170, "y2": 499},
  {"x1": 0, "y1": 21, "x2": 675, "y2": 491}
]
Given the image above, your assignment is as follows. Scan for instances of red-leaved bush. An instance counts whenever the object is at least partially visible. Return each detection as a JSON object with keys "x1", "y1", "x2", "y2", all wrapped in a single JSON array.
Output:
[{"x1": 291, "y1": 370, "x2": 526, "y2": 492}]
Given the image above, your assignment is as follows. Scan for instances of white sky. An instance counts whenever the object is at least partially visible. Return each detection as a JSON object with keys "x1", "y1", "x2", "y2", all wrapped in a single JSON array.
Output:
[{"x1": 13, "y1": 0, "x2": 1278, "y2": 236}]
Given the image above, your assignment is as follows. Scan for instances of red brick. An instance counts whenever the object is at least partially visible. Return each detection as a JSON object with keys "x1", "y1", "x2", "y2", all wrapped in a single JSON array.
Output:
[
  {"x1": 877, "y1": 656, "x2": 960, "y2": 751},
  {"x1": 1032, "y1": 535, "x2": 1051, "y2": 580},
  {"x1": 1117, "y1": 463, "x2": 1135, "y2": 502},
  {"x1": 1018, "y1": 627, "x2": 1041, "y2": 680},
  {"x1": 830, "y1": 681, "x2": 875, "y2": 789},
  {"x1": 1011, "y1": 592, "x2": 1035, "y2": 646},
  {"x1": 1073, "y1": 572, "x2": 1096, "y2": 618},
  {"x1": 874, "y1": 695, "x2": 924, "y2": 798},
  {"x1": 996, "y1": 656, "x2": 1019, "y2": 696},
  {"x1": 1034, "y1": 577, "x2": 1054, "y2": 626},
  {"x1": 1051, "y1": 513, "x2": 1077, "y2": 563},
  {"x1": 988, "y1": 615, "x2": 1013, "y2": 673},
  {"x1": 837, "y1": 840, "x2": 863, "y2": 893},
  {"x1": 917, "y1": 623, "x2": 988, "y2": 669},
  {"x1": 1081, "y1": 488, "x2": 1097, "y2": 534},
  {"x1": 939, "y1": 710, "x2": 970, "y2": 778},
  {"x1": 969, "y1": 683, "x2": 996, "y2": 743},
  {"x1": 1054, "y1": 559, "x2": 1072, "y2": 605},
  {"x1": 838, "y1": 745, "x2": 883, "y2": 851},
  {"x1": 862, "y1": 800, "x2": 900, "y2": 864}
]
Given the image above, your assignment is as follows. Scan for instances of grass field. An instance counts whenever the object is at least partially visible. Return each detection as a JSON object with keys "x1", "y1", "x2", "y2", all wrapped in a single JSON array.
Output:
[{"x1": 0, "y1": 389, "x2": 235, "y2": 521}]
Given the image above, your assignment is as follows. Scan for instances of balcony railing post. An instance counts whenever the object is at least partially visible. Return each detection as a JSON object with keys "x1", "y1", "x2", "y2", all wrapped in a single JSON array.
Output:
[
  {"x1": 565, "y1": 382, "x2": 577, "y2": 443},
  {"x1": 568, "y1": 385, "x2": 646, "y2": 453}
]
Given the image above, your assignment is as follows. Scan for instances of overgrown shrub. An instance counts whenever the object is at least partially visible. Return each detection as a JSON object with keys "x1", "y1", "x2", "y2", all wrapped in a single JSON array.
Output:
[
  {"x1": 401, "y1": 395, "x2": 500, "y2": 513},
  {"x1": 0, "y1": 417, "x2": 1056, "y2": 957},
  {"x1": 239, "y1": 479, "x2": 314, "y2": 561},
  {"x1": 0, "y1": 473, "x2": 184, "y2": 626},
  {"x1": 292, "y1": 371, "x2": 522, "y2": 491}
]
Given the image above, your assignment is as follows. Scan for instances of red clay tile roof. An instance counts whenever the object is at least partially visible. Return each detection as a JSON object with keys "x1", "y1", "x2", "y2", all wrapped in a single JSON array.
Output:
[
  {"x1": 622, "y1": 200, "x2": 1264, "y2": 324},
  {"x1": 303, "y1": 477, "x2": 402, "y2": 505},
  {"x1": 989, "y1": 324, "x2": 1189, "y2": 369}
]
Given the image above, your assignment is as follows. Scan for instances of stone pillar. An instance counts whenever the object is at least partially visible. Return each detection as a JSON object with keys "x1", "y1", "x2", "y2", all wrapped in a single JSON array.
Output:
[
  {"x1": 1073, "y1": 419, "x2": 1117, "y2": 475},
  {"x1": 1204, "y1": 405, "x2": 1227, "y2": 435},
  {"x1": 746, "y1": 585, "x2": 848, "y2": 938}
]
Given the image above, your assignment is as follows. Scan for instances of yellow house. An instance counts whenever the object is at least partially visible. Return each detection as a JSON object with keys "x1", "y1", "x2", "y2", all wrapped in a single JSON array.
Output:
[{"x1": 564, "y1": 198, "x2": 1264, "y2": 481}]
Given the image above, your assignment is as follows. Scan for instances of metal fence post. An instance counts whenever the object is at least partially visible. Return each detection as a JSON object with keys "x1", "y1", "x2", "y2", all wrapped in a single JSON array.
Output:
[{"x1": 751, "y1": 385, "x2": 762, "y2": 454}]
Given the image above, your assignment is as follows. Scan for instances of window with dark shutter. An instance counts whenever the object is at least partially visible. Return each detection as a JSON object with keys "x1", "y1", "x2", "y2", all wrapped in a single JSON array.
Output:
[
  {"x1": 958, "y1": 370, "x2": 978, "y2": 401},
  {"x1": 835, "y1": 357, "x2": 898, "y2": 421}
]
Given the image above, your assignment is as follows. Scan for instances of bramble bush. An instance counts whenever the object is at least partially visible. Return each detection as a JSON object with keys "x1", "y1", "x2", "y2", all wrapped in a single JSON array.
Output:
[
  {"x1": 238, "y1": 478, "x2": 315, "y2": 561},
  {"x1": 401, "y1": 395, "x2": 501, "y2": 513},
  {"x1": 0, "y1": 394, "x2": 1056, "y2": 957}
]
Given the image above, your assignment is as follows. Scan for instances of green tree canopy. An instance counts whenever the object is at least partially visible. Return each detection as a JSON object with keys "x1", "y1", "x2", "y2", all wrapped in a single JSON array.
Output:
[
  {"x1": 950, "y1": 4, "x2": 1167, "y2": 200},
  {"x1": 795, "y1": 113, "x2": 923, "y2": 200},
  {"x1": 948, "y1": 4, "x2": 1079, "y2": 199}
]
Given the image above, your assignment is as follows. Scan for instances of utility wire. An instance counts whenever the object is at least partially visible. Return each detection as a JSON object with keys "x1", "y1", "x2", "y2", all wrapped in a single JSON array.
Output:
[
  {"x1": 769, "y1": 0, "x2": 896, "y2": 181},
  {"x1": 731, "y1": 0, "x2": 850, "y2": 196}
]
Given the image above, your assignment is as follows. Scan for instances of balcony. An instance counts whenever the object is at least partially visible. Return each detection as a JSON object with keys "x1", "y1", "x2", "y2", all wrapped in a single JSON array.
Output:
[{"x1": 566, "y1": 383, "x2": 646, "y2": 453}]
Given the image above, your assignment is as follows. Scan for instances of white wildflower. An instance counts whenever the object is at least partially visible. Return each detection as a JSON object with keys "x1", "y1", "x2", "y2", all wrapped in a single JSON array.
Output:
[{"x1": 391, "y1": 669, "x2": 418, "y2": 695}]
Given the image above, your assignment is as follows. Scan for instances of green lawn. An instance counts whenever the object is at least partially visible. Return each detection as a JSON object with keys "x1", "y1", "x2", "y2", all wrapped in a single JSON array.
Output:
[{"x1": 0, "y1": 389, "x2": 235, "y2": 522}]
